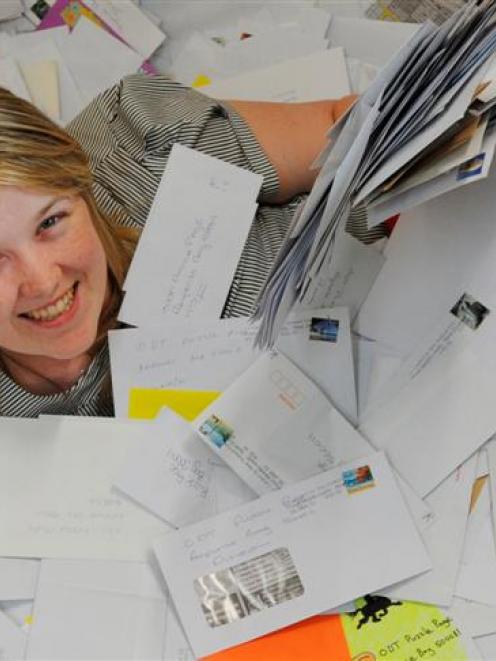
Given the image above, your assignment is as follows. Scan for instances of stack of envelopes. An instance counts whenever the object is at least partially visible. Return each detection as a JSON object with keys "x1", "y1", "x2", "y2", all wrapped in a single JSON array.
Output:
[{"x1": 255, "y1": 0, "x2": 496, "y2": 348}]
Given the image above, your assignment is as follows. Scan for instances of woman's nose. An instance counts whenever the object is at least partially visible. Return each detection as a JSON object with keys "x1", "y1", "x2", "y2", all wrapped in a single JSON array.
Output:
[{"x1": 18, "y1": 255, "x2": 60, "y2": 301}]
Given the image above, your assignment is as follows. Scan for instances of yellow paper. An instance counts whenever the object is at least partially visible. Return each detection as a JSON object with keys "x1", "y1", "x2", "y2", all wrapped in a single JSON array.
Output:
[
  {"x1": 128, "y1": 388, "x2": 220, "y2": 421},
  {"x1": 192, "y1": 73, "x2": 212, "y2": 88},
  {"x1": 342, "y1": 599, "x2": 472, "y2": 660},
  {"x1": 19, "y1": 59, "x2": 60, "y2": 120}
]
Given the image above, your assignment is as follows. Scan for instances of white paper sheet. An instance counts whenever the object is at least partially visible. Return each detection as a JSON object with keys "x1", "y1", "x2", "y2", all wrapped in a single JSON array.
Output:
[
  {"x1": 153, "y1": 452, "x2": 431, "y2": 657},
  {"x1": 119, "y1": 144, "x2": 261, "y2": 328},
  {"x1": 25, "y1": 559, "x2": 167, "y2": 660},
  {"x1": 201, "y1": 47, "x2": 350, "y2": 102},
  {"x1": 0, "y1": 417, "x2": 171, "y2": 561}
]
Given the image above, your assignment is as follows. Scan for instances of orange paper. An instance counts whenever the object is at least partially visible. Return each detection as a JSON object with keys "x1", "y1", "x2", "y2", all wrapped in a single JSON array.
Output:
[{"x1": 203, "y1": 615, "x2": 350, "y2": 661}]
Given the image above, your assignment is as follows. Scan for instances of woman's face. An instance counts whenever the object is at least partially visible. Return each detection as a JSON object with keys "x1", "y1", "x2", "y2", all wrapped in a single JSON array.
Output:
[{"x1": 0, "y1": 186, "x2": 108, "y2": 361}]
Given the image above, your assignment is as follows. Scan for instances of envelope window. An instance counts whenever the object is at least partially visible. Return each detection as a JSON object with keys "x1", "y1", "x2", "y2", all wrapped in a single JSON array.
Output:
[{"x1": 194, "y1": 547, "x2": 304, "y2": 627}]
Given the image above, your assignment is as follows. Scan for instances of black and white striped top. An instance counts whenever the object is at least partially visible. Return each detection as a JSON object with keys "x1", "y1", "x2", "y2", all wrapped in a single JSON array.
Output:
[{"x1": 0, "y1": 74, "x2": 385, "y2": 418}]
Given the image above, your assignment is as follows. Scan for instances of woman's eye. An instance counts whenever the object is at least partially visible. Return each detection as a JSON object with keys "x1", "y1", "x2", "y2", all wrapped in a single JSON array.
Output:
[{"x1": 37, "y1": 214, "x2": 63, "y2": 233}]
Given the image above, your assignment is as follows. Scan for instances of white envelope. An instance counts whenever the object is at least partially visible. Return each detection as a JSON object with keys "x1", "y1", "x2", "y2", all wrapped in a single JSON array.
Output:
[
  {"x1": 119, "y1": 144, "x2": 261, "y2": 328},
  {"x1": 217, "y1": 28, "x2": 328, "y2": 79},
  {"x1": 455, "y1": 478, "x2": 496, "y2": 606},
  {"x1": 201, "y1": 48, "x2": 350, "y2": 102},
  {"x1": 475, "y1": 634, "x2": 496, "y2": 659},
  {"x1": 192, "y1": 349, "x2": 432, "y2": 528},
  {"x1": 192, "y1": 350, "x2": 362, "y2": 495},
  {"x1": 300, "y1": 229, "x2": 385, "y2": 323},
  {"x1": 384, "y1": 455, "x2": 475, "y2": 605},
  {"x1": 360, "y1": 338, "x2": 496, "y2": 497},
  {"x1": 109, "y1": 308, "x2": 356, "y2": 424},
  {"x1": 0, "y1": 417, "x2": 171, "y2": 561},
  {"x1": 84, "y1": 0, "x2": 165, "y2": 60},
  {"x1": 0, "y1": 55, "x2": 31, "y2": 101},
  {"x1": 0, "y1": 608, "x2": 27, "y2": 660},
  {"x1": 0, "y1": 30, "x2": 83, "y2": 123},
  {"x1": 25, "y1": 559, "x2": 167, "y2": 660},
  {"x1": 487, "y1": 438, "x2": 496, "y2": 532},
  {"x1": 0, "y1": 558, "x2": 39, "y2": 601},
  {"x1": 448, "y1": 596, "x2": 496, "y2": 638},
  {"x1": 53, "y1": 15, "x2": 143, "y2": 104},
  {"x1": 277, "y1": 307, "x2": 357, "y2": 423},
  {"x1": 114, "y1": 408, "x2": 256, "y2": 528},
  {"x1": 153, "y1": 452, "x2": 431, "y2": 657},
  {"x1": 328, "y1": 16, "x2": 420, "y2": 68},
  {"x1": 355, "y1": 149, "x2": 496, "y2": 359}
]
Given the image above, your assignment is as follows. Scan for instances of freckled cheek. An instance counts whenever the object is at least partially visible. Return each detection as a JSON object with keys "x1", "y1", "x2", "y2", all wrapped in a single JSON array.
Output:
[
  {"x1": 62, "y1": 232, "x2": 107, "y2": 281},
  {"x1": 0, "y1": 282, "x2": 21, "y2": 325}
]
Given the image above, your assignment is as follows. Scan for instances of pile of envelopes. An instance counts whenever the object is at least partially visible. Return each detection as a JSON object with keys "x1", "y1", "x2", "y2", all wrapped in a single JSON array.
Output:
[
  {"x1": 255, "y1": 0, "x2": 496, "y2": 348},
  {"x1": 3, "y1": 1, "x2": 496, "y2": 660}
]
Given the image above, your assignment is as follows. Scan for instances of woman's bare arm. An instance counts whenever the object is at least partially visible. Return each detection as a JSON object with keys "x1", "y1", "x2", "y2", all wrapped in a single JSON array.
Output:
[{"x1": 227, "y1": 96, "x2": 357, "y2": 203}]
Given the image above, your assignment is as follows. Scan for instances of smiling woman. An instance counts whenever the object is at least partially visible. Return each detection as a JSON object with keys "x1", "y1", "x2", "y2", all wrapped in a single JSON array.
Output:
[
  {"x1": 0, "y1": 74, "x2": 371, "y2": 417},
  {"x1": 0, "y1": 190, "x2": 108, "y2": 391}
]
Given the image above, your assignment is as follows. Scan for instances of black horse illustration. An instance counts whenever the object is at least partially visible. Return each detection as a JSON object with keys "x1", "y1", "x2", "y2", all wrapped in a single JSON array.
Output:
[{"x1": 352, "y1": 595, "x2": 402, "y2": 629}]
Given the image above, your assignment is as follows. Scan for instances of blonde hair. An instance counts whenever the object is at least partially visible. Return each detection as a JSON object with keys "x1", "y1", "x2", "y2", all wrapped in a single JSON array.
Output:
[{"x1": 0, "y1": 86, "x2": 138, "y2": 352}]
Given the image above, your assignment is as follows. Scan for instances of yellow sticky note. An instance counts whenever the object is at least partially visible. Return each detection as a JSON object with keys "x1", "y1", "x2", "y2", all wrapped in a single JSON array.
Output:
[
  {"x1": 128, "y1": 388, "x2": 220, "y2": 421},
  {"x1": 192, "y1": 73, "x2": 212, "y2": 88}
]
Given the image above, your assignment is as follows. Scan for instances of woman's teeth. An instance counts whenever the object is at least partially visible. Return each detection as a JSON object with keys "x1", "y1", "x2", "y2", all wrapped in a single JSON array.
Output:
[{"x1": 25, "y1": 286, "x2": 75, "y2": 321}]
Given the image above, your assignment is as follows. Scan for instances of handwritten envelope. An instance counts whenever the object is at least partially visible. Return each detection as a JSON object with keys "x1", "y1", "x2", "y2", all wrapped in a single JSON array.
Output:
[
  {"x1": 114, "y1": 408, "x2": 255, "y2": 528},
  {"x1": 119, "y1": 144, "x2": 262, "y2": 327},
  {"x1": 153, "y1": 452, "x2": 431, "y2": 657},
  {"x1": 110, "y1": 308, "x2": 356, "y2": 422},
  {"x1": 0, "y1": 417, "x2": 171, "y2": 561},
  {"x1": 192, "y1": 350, "x2": 369, "y2": 495}
]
